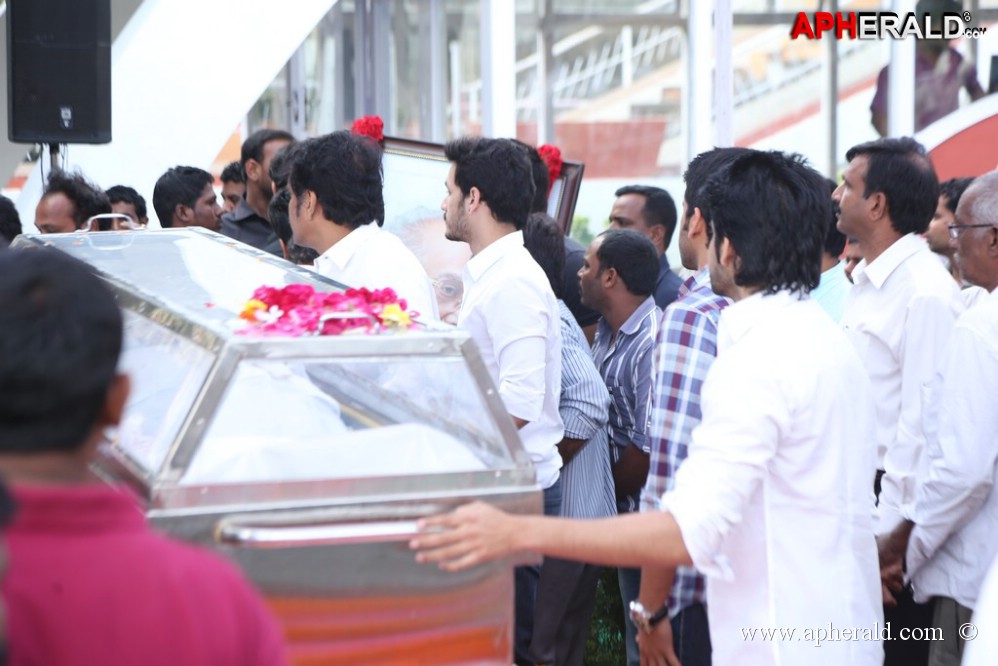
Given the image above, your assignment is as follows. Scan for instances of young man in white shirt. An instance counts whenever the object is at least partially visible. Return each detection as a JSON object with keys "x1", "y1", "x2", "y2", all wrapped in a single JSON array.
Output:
[
  {"x1": 414, "y1": 149, "x2": 883, "y2": 666},
  {"x1": 834, "y1": 137, "x2": 963, "y2": 666},
  {"x1": 440, "y1": 136, "x2": 564, "y2": 665},
  {"x1": 879, "y1": 171, "x2": 998, "y2": 666},
  {"x1": 287, "y1": 131, "x2": 438, "y2": 319}
]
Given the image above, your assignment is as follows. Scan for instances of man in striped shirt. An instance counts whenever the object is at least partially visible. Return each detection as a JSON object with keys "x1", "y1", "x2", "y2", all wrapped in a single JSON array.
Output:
[
  {"x1": 524, "y1": 214, "x2": 615, "y2": 666},
  {"x1": 579, "y1": 228, "x2": 662, "y2": 666},
  {"x1": 637, "y1": 148, "x2": 744, "y2": 666}
]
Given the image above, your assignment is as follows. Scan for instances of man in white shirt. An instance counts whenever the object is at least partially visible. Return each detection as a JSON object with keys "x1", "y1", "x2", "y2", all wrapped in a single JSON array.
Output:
[
  {"x1": 878, "y1": 171, "x2": 998, "y2": 666},
  {"x1": 835, "y1": 137, "x2": 963, "y2": 666},
  {"x1": 287, "y1": 131, "x2": 438, "y2": 319},
  {"x1": 414, "y1": 149, "x2": 883, "y2": 666},
  {"x1": 440, "y1": 136, "x2": 564, "y2": 665}
]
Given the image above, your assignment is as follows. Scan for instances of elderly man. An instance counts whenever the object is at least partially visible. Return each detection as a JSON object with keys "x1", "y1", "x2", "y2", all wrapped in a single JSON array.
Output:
[{"x1": 879, "y1": 171, "x2": 998, "y2": 666}]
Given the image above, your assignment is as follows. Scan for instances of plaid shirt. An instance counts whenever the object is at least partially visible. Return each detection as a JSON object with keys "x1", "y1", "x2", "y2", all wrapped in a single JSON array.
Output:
[{"x1": 642, "y1": 267, "x2": 730, "y2": 617}]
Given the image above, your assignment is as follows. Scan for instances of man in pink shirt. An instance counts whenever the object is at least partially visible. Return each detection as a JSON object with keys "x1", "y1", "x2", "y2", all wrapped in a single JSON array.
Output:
[{"x1": 0, "y1": 248, "x2": 286, "y2": 666}]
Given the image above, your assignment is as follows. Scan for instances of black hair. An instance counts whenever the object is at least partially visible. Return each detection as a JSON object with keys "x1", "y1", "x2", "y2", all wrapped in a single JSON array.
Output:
[
  {"x1": 267, "y1": 188, "x2": 318, "y2": 265},
  {"x1": 0, "y1": 248, "x2": 122, "y2": 453},
  {"x1": 683, "y1": 147, "x2": 753, "y2": 242},
  {"x1": 241, "y1": 128, "x2": 296, "y2": 168},
  {"x1": 513, "y1": 140, "x2": 550, "y2": 214},
  {"x1": 152, "y1": 166, "x2": 213, "y2": 228},
  {"x1": 268, "y1": 188, "x2": 293, "y2": 244},
  {"x1": 444, "y1": 137, "x2": 534, "y2": 230},
  {"x1": 220, "y1": 160, "x2": 244, "y2": 184},
  {"x1": 522, "y1": 213, "x2": 565, "y2": 299},
  {"x1": 42, "y1": 170, "x2": 111, "y2": 229},
  {"x1": 268, "y1": 143, "x2": 297, "y2": 192},
  {"x1": 239, "y1": 129, "x2": 295, "y2": 167},
  {"x1": 289, "y1": 131, "x2": 384, "y2": 229},
  {"x1": 940, "y1": 177, "x2": 975, "y2": 214},
  {"x1": 105, "y1": 185, "x2": 147, "y2": 220},
  {"x1": 702, "y1": 150, "x2": 826, "y2": 295},
  {"x1": 683, "y1": 147, "x2": 753, "y2": 217},
  {"x1": 614, "y1": 184, "x2": 678, "y2": 249},
  {"x1": 0, "y1": 195, "x2": 22, "y2": 245},
  {"x1": 595, "y1": 228, "x2": 659, "y2": 297},
  {"x1": 824, "y1": 178, "x2": 847, "y2": 257},
  {"x1": 844, "y1": 137, "x2": 939, "y2": 236}
]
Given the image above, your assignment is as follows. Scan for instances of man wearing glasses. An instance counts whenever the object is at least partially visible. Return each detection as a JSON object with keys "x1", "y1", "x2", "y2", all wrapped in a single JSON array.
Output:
[
  {"x1": 834, "y1": 137, "x2": 964, "y2": 666},
  {"x1": 879, "y1": 171, "x2": 998, "y2": 666},
  {"x1": 34, "y1": 170, "x2": 111, "y2": 234}
]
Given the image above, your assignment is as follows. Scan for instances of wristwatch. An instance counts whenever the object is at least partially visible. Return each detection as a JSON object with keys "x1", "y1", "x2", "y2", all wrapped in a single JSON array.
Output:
[{"x1": 628, "y1": 600, "x2": 670, "y2": 634}]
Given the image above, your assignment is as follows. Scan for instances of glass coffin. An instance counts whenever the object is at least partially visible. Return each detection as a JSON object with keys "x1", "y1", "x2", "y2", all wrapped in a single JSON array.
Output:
[{"x1": 12, "y1": 228, "x2": 542, "y2": 665}]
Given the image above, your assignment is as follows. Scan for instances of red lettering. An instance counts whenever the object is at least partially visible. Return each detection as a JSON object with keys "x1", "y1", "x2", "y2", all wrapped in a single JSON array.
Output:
[
  {"x1": 790, "y1": 12, "x2": 816, "y2": 39},
  {"x1": 836, "y1": 12, "x2": 858, "y2": 39},
  {"x1": 814, "y1": 11, "x2": 834, "y2": 38}
]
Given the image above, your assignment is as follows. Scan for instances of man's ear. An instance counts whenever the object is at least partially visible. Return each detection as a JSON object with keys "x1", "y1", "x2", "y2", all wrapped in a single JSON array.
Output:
[
  {"x1": 302, "y1": 190, "x2": 318, "y2": 219},
  {"x1": 601, "y1": 266, "x2": 618, "y2": 289},
  {"x1": 688, "y1": 208, "x2": 706, "y2": 240},
  {"x1": 466, "y1": 186, "x2": 482, "y2": 212},
  {"x1": 101, "y1": 374, "x2": 131, "y2": 428},
  {"x1": 174, "y1": 204, "x2": 192, "y2": 226},
  {"x1": 244, "y1": 158, "x2": 262, "y2": 184},
  {"x1": 868, "y1": 191, "x2": 888, "y2": 221},
  {"x1": 719, "y1": 236, "x2": 738, "y2": 268},
  {"x1": 987, "y1": 226, "x2": 998, "y2": 257},
  {"x1": 648, "y1": 223, "x2": 666, "y2": 249}
]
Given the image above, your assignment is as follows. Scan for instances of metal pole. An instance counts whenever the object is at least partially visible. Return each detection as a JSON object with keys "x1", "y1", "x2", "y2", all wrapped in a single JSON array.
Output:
[
  {"x1": 714, "y1": 0, "x2": 733, "y2": 146},
  {"x1": 822, "y1": 0, "x2": 840, "y2": 176}
]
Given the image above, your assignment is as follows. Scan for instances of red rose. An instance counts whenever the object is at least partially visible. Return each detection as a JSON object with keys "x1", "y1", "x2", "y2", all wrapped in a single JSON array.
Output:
[
  {"x1": 537, "y1": 144, "x2": 563, "y2": 197},
  {"x1": 351, "y1": 115, "x2": 384, "y2": 143}
]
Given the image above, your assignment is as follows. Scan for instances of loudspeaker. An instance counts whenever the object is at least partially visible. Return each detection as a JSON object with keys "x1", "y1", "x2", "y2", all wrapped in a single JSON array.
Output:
[{"x1": 6, "y1": 0, "x2": 112, "y2": 144}]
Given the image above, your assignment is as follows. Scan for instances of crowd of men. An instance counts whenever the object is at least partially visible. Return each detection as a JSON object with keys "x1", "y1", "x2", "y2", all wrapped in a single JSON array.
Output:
[{"x1": 0, "y1": 130, "x2": 996, "y2": 666}]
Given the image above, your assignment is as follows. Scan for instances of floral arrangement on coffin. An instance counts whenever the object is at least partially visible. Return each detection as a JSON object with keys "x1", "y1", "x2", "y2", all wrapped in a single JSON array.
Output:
[{"x1": 237, "y1": 284, "x2": 417, "y2": 337}]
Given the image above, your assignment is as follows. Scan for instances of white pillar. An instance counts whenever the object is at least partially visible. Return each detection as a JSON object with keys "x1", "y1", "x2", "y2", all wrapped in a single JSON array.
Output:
[
  {"x1": 481, "y1": 0, "x2": 517, "y2": 138},
  {"x1": 714, "y1": 0, "x2": 734, "y2": 147},
  {"x1": 887, "y1": 0, "x2": 916, "y2": 137},
  {"x1": 687, "y1": 0, "x2": 713, "y2": 161}
]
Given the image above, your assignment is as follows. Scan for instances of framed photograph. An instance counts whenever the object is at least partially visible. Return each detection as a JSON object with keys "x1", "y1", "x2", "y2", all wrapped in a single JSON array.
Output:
[
  {"x1": 382, "y1": 136, "x2": 584, "y2": 235},
  {"x1": 381, "y1": 136, "x2": 584, "y2": 324}
]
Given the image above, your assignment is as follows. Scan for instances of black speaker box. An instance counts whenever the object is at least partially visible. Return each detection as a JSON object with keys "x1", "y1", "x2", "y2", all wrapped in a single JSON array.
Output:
[{"x1": 6, "y1": 0, "x2": 112, "y2": 144}]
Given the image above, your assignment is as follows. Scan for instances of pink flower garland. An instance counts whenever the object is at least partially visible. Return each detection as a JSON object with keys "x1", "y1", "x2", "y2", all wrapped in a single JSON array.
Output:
[{"x1": 237, "y1": 284, "x2": 416, "y2": 337}]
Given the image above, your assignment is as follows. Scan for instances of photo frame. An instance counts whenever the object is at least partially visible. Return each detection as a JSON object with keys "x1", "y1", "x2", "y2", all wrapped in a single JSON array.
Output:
[
  {"x1": 380, "y1": 136, "x2": 585, "y2": 325},
  {"x1": 381, "y1": 136, "x2": 585, "y2": 235}
]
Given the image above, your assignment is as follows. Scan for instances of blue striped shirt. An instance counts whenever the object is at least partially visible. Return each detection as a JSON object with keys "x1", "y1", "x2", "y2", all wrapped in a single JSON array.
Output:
[
  {"x1": 557, "y1": 301, "x2": 616, "y2": 520},
  {"x1": 592, "y1": 295, "x2": 660, "y2": 514},
  {"x1": 642, "y1": 268, "x2": 730, "y2": 617}
]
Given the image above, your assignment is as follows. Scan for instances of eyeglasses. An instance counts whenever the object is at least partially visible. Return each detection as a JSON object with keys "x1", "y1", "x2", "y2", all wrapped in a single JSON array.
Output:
[
  {"x1": 948, "y1": 224, "x2": 997, "y2": 240},
  {"x1": 80, "y1": 213, "x2": 146, "y2": 232}
]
